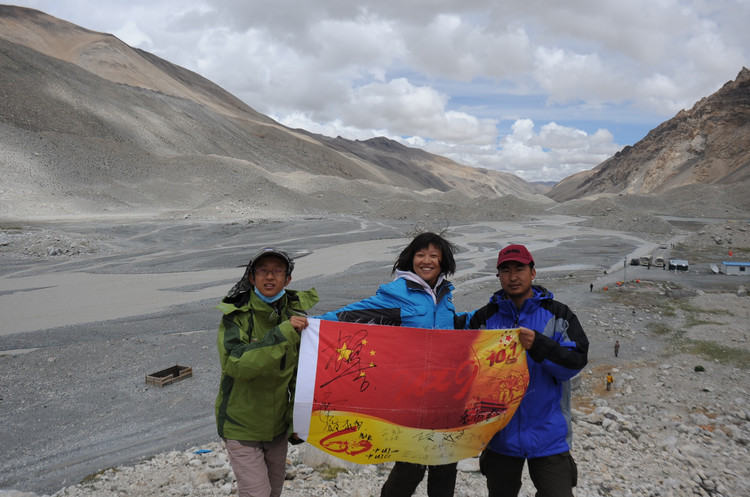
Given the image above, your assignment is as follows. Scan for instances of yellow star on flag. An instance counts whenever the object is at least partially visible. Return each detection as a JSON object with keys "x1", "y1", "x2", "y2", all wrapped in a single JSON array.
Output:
[{"x1": 336, "y1": 343, "x2": 352, "y2": 362}]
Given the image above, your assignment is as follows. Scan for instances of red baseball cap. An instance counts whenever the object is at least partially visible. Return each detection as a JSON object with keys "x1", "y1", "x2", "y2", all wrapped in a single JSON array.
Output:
[{"x1": 496, "y1": 244, "x2": 534, "y2": 267}]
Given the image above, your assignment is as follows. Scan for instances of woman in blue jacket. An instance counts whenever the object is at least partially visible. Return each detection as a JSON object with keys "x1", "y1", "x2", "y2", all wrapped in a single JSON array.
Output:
[{"x1": 317, "y1": 231, "x2": 464, "y2": 497}]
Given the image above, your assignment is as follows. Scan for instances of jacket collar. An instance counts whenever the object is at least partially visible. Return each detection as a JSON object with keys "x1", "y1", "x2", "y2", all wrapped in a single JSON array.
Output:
[
  {"x1": 397, "y1": 270, "x2": 454, "y2": 303},
  {"x1": 489, "y1": 284, "x2": 553, "y2": 306},
  {"x1": 216, "y1": 287, "x2": 319, "y2": 315}
]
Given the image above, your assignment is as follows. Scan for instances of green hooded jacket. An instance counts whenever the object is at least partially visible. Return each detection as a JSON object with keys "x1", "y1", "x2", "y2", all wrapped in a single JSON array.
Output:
[{"x1": 215, "y1": 287, "x2": 318, "y2": 441}]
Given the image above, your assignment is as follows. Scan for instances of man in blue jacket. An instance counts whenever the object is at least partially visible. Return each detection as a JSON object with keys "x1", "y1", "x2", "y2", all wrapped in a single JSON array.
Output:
[{"x1": 468, "y1": 244, "x2": 589, "y2": 497}]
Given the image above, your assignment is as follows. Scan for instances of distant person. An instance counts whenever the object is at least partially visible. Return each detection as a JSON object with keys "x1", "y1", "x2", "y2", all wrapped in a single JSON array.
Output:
[
  {"x1": 215, "y1": 248, "x2": 319, "y2": 497},
  {"x1": 614, "y1": 340, "x2": 620, "y2": 357},
  {"x1": 606, "y1": 372, "x2": 614, "y2": 391},
  {"x1": 590, "y1": 283, "x2": 593, "y2": 292},
  {"x1": 317, "y1": 232, "x2": 465, "y2": 497},
  {"x1": 467, "y1": 244, "x2": 589, "y2": 497}
]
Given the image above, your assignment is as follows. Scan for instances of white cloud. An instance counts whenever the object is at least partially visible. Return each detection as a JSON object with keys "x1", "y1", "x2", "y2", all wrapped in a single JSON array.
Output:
[
  {"x1": 344, "y1": 79, "x2": 498, "y2": 144},
  {"x1": 277, "y1": 113, "x2": 386, "y2": 141},
  {"x1": 533, "y1": 47, "x2": 633, "y2": 106},
  {"x1": 113, "y1": 20, "x2": 153, "y2": 49},
  {"x1": 488, "y1": 120, "x2": 620, "y2": 182},
  {"x1": 274, "y1": 78, "x2": 498, "y2": 147},
  {"x1": 394, "y1": 118, "x2": 619, "y2": 183},
  {"x1": 401, "y1": 15, "x2": 535, "y2": 81}
]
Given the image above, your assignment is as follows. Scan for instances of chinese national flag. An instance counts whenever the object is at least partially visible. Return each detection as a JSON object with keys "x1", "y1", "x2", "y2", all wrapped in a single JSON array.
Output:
[{"x1": 293, "y1": 319, "x2": 529, "y2": 465}]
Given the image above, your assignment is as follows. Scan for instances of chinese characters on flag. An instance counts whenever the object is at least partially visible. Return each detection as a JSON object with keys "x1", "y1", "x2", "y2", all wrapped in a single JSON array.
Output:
[{"x1": 294, "y1": 319, "x2": 529, "y2": 465}]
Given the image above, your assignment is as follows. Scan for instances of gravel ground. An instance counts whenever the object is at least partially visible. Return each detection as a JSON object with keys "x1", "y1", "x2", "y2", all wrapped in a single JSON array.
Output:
[{"x1": 1, "y1": 215, "x2": 749, "y2": 496}]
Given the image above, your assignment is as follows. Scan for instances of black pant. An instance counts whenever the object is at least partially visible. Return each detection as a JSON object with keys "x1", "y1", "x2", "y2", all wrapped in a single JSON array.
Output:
[
  {"x1": 381, "y1": 461, "x2": 458, "y2": 497},
  {"x1": 480, "y1": 450, "x2": 577, "y2": 497}
]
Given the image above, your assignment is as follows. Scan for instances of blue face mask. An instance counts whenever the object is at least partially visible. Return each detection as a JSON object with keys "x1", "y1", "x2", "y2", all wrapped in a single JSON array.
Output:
[{"x1": 254, "y1": 286, "x2": 286, "y2": 304}]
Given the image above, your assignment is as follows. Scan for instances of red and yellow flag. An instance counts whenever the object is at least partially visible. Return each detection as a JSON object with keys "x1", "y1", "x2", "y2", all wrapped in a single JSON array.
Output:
[{"x1": 293, "y1": 319, "x2": 529, "y2": 465}]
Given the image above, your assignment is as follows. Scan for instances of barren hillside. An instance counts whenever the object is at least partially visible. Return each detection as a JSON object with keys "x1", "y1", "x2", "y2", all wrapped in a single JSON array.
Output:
[
  {"x1": 548, "y1": 67, "x2": 750, "y2": 202},
  {"x1": 0, "y1": 5, "x2": 546, "y2": 221}
]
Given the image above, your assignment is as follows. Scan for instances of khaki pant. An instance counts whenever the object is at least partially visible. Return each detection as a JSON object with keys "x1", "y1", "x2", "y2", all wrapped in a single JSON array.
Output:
[{"x1": 225, "y1": 435, "x2": 288, "y2": 497}]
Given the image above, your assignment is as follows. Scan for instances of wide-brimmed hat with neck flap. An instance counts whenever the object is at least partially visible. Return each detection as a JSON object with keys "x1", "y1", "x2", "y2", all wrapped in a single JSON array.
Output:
[{"x1": 225, "y1": 247, "x2": 294, "y2": 300}]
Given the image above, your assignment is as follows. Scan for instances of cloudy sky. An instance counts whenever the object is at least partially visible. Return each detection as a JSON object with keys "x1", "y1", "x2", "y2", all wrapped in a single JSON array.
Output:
[{"x1": 11, "y1": 1, "x2": 750, "y2": 182}]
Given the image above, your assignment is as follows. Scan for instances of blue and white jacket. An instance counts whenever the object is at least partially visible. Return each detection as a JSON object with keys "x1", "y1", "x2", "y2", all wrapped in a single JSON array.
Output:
[
  {"x1": 468, "y1": 285, "x2": 589, "y2": 458},
  {"x1": 316, "y1": 271, "x2": 463, "y2": 329}
]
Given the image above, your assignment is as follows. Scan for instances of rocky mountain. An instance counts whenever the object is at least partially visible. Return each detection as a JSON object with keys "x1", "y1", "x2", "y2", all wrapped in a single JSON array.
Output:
[
  {"x1": 0, "y1": 5, "x2": 545, "y2": 220},
  {"x1": 548, "y1": 67, "x2": 750, "y2": 202}
]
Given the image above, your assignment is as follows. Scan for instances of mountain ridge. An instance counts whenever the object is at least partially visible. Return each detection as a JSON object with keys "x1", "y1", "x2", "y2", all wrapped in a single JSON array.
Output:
[
  {"x1": 0, "y1": 5, "x2": 548, "y2": 221},
  {"x1": 1, "y1": 5, "x2": 749, "y2": 221},
  {"x1": 548, "y1": 67, "x2": 750, "y2": 202}
]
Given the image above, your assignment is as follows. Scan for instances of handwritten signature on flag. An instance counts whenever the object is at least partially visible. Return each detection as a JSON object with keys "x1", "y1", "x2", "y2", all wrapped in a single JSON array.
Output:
[{"x1": 294, "y1": 319, "x2": 529, "y2": 465}]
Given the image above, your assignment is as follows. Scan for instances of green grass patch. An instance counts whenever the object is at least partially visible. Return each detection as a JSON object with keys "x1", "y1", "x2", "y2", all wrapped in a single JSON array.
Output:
[
  {"x1": 674, "y1": 300, "x2": 724, "y2": 315},
  {"x1": 685, "y1": 317, "x2": 725, "y2": 328},
  {"x1": 673, "y1": 339, "x2": 750, "y2": 369},
  {"x1": 319, "y1": 465, "x2": 349, "y2": 480},
  {"x1": 606, "y1": 287, "x2": 682, "y2": 317},
  {"x1": 660, "y1": 305, "x2": 677, "y2": 318},
  {"x1": 648, "y1": 322, "x2": 673, "y2": 335},
  {"x1": 673, "y1": 299, "x2": 727, "y2": 328},
  {"x1": 648, "y1": 317, "x2": 750, "y2": 369},
  {"x1": 80, "y1": 467, "x2": 115, "y2": 484}
]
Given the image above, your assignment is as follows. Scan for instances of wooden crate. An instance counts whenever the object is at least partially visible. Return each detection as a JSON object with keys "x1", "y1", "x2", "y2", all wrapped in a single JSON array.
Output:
[{"x1": 145, "y1": 365, "x2": 193, "y2": 387}]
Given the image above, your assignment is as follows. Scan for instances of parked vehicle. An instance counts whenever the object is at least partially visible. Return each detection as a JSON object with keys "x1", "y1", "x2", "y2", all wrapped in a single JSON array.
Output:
[
  {"x1": 669, "y1": 259, "x2": 689, "y2": 271},
  {"x1": 640, "y1": 255, "x2": 653, "y2": 266},
  {"x1": 630, "y1": 258, "x2": 640, "y2": 266},
  {"x1": 653, "y1": 256, "x2": 665, "y2": 267}
]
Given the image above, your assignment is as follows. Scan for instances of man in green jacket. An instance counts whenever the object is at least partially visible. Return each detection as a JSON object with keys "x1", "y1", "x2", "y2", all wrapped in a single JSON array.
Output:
[{"x1": 215, "y1": 247, "x2": 318, "y2": 497}]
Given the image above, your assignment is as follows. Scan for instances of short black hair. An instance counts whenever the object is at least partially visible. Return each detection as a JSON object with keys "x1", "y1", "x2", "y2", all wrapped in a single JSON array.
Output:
[{"x1": 392, "y1": 232, "x2": 457, "y2": 276}]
